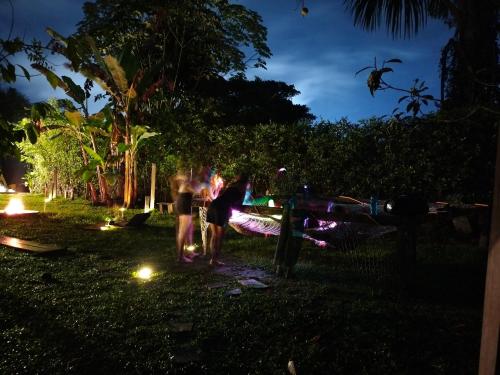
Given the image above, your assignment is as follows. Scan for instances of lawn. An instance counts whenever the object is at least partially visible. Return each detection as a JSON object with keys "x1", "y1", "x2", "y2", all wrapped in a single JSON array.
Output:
[{"x1": 0, "y1": 194, "x2": 486, "y2": 374}]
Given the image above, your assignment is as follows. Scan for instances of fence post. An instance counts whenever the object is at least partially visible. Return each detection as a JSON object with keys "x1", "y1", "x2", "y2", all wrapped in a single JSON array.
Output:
[{"x1": 274, "y1": 202, "x2": 290, "y2": 276}]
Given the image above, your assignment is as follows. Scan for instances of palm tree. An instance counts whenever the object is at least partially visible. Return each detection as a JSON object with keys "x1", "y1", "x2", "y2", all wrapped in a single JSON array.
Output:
[
  {"x1": 343, "y1": 2, "x2": 499, "y2": 374},
  {"x1": 343, "y1": 0, "x2": 498, "y2": 108}
]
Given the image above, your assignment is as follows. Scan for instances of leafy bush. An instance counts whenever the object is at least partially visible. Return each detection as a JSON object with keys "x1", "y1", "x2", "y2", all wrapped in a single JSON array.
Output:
[{"x1": 18, "y1": 128, "x2": 84, "y2": 195}]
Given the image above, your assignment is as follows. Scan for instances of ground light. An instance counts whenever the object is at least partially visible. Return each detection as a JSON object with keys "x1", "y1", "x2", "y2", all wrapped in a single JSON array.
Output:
[
  {"x1": 185, "y1": 244, "x2": 198, "y2": 253},
  {"x1": 0, "y1": 197, "x2": 39, "y2": 215},
  {"x1": 133, "y1": 266, "x2": 154, "y2": 281}
]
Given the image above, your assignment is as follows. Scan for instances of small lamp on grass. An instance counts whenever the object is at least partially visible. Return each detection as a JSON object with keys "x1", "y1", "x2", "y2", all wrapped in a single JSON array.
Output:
[
  {"x1": 133, "y1": 266, "x2": 154, "y2": 281},
  {"x1": 119, "y1": 207, "x2": 126, "y2": 219},
  {"x1": 185, "y1": 244, "x2": 198, "y2": 253}
]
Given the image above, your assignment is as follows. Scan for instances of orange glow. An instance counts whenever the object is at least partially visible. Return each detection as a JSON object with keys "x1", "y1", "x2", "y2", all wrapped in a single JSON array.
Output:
[{"x1": 5, "y1": 198, "x2": 25, "y2": 215}]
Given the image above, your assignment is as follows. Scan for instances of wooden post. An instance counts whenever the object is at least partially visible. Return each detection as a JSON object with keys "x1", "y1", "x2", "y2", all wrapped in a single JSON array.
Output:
[
  {"x1": 144, "y1": 196, "x2": 150, "y2": 213},
  {"x1": 283, "y1": 209, "x2": 305, "y2": 278},
  {"x1": 274, "y1": 202, "x2": 290, "y2": 276},
  {"x1": 150, "y1": 163, "x2": 156, "y2": 211},
  {"x1": 479, "y1": 126, "x2": 500, "y2": 375},
  {"x1": 52, "y1": 169, "x2": 58, "y2": 198}
]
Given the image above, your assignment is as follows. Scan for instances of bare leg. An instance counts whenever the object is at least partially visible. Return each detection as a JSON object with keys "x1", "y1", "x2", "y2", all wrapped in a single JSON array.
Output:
[
  {"x1": 177, "y1": 215, "x2": 193, "y2": 263},
  {"x1": 209, "y1": 223, "x2": 225, "y2": 266},
  {"x1": 187, "y1": 219, "x2": 193, "y2": 246}
]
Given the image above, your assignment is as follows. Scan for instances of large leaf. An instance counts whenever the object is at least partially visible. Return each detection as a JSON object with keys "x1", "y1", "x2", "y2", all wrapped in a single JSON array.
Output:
[
  {"x1": 31, "y1": 102, "x2": 54, "y2": 121},
  {"x1": 46, "y1": 27, "x2": 68, "y2": 46},
  {"x1": 1, "y1": 63, "x2": 16, "y2": 83},
  {"x1": 31, "y1": 64, "x2": 63, "y2": 89},
  {"x1": 61, "y1": 76, "x2": 86, "y2": 104},
  {"x1": 64, "y1": 111, "x2": 84, "y2": 127},
  {"x1": 25, "y1": 123, "x2": 39, "y2": 144},
  {"x1": 118, "y1": 47, "x2": 140, "y2": 83},
  {"x1": 16, "y1": 65, "x2": 31, "y2": 80},
  {"x1": 86, "y1": 126, "x2": 110, "y2": 137},
  {"x1": 104, "y1": 55, "x2": 129, "y2": 93},
  {"x1": 117, "y1": 143, "x2": 130, "y2": 153},
  {"x1": 83, "y1": 145, "x2": 104, "y2": 165},
  {"x1": 80, "y1": 66, "x2": 112, "y2": 95},
  {"x1": 80, "y1": 168, "x2": 96, "y2": 183}
]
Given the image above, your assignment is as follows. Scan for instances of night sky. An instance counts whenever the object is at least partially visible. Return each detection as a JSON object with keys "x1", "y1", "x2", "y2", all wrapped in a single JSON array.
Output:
[{"x1": 1, "y1": 0, "x2": 453, "y2": 122}]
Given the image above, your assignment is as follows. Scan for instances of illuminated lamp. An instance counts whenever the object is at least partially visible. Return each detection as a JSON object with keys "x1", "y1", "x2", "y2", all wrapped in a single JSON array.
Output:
[{"x1": 134, "y1": 266, "x2": 154, "y2": 280}]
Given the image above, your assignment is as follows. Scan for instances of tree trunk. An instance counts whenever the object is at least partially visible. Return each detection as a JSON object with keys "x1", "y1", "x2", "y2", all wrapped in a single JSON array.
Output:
[
  {"x1": 90, "y1": 134, "x2": 110, "y2": 204},
  {"x1": 479, "y1": 125, "x2": 500, "y2": 375},
  {"x1": 79, "y1": 143, "x2": 98, "y2": 205},
  {"x1": 132, "y1": 157, "x2": 138, "y2": 205},
  {"x1": 123, "y1": 149, "x2": 132, "y2": 208}
]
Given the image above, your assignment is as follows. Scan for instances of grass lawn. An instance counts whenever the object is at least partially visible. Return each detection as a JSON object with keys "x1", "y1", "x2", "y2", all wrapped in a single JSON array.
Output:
[{"x1": 0, "y1": 194, "x2": 486, "y2": 374}]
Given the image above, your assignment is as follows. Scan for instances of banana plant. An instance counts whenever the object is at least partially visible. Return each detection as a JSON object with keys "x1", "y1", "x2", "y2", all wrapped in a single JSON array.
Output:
[{"x1": 40, "y1": 29, "x2": 164, "y2": 207}]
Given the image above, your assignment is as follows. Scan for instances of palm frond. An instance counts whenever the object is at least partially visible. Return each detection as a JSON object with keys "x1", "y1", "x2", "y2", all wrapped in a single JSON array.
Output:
[{"x1": 343, "y1": 0, "x2": 438, "y2": 38}]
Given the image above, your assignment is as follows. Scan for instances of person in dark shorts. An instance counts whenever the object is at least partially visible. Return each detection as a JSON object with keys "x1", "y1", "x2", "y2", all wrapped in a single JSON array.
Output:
[
  {"x1": 206, "y1": 174, "x2": 250, "y2": 266},
  {"x1": 172, "y1": 170, "x2": 202, "y2": 263}
]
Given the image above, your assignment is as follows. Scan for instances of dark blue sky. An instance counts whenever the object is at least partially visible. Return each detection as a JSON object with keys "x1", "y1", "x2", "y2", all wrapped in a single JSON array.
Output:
[{"x1": 1, "y1": 0, "x2": 453, "y2": 122}]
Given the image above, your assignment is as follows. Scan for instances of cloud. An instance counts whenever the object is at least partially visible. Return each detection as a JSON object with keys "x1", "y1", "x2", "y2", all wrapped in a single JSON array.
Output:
[{"x1": 252, "y1": 52, "x2": 358, "y2": 106}]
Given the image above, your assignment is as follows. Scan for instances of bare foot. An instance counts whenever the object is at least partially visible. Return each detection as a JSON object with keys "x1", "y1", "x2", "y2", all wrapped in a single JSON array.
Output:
[
  {"x1": 186, "y1": 251, "x2": 200, "y2": 259},
  {"x1": 178, "y1": 256, "x2": 193, "y2": 263}
]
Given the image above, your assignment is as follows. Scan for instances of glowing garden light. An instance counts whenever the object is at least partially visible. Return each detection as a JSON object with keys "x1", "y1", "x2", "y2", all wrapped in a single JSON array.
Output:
[
  {"x1": 185, "y1": 244, "x2": 197, "y2": 252},
  {"x1": 5, "y1": 198, "x2": 25, "y2": 215},
  {"x1": 134, "y1": 266, "x2": 154, "y2": 280},
  {"x1": 119, "y1": 207, "x2": 126, "y2": 219}
]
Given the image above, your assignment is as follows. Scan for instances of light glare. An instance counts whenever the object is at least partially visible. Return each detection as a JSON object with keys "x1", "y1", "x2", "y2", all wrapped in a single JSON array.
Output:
[{"x1": 136, "y1": 266, "x2": 153, "y2": 280}]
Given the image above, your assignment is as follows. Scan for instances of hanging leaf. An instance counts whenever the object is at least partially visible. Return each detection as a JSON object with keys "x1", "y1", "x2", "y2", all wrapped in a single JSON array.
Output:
[
  {"x1": 83, "y1": 145, "x2": 104, "y2": 165},
  {"x1": 31, "y1": 63, "x2": 63, "y2": 90},
  {"x1": 30, "y1": 102, "x2": 53, "y2": 121},
  {"x1": 81, "y1": 168, "x2": 96, "y2": 183},
  {"x1": 380, "y1": 67, "x2": 393, "y2": 74},
  {"x1": 385, "y1": 58, "x2": 402, "y2": 64},
  {"x1": 65, "y1": 111, "x2": 84, "y2": 127},
  {"x1": 367, "y1": 70, "x2": 382, "y2": 96},
  {"x1": 1, "y1": 63, "x2": 16, "y2": 83},
  {"x1": 16, "y1": 65, "x2": 31, "y2": 80},
  {"x1": 80, "y1": 66, "x2": 113, "y2": 95},
  {"x1": 61, "y1": 76, "x2": 86, "y2": 104},
  {"x1": 46, "y1": 27, "x2": 67, "y2": 45},
  {"x1": 57, "y1": 99, "x2": 77, "y2": 111},
  {"x1": 117, "y1": 143, "x2": 130, "y2": 153},
  {"x1": 25, "y1": 123, "x2": 39, "y2": 144},
  {"x1": 104, "y1": 55, "x2": 129, "y2": 93},
  {"x1": 398, "y1": 95, "x2": 409, "y2": 103}
]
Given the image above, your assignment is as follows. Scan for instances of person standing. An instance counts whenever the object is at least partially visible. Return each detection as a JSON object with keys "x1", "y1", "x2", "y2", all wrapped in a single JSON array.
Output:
[
  {"x1": 173, "y1": 170, "x2": 200, "y2": 263},
  {"x1": 206, "y1": 174, "x2": 249, "y2": 266}
]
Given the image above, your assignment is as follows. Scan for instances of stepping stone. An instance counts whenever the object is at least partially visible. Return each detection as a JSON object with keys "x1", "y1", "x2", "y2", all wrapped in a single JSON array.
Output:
[
  {"x1": 0, "y1": 235, "x2": 65, "y2": 254},
  {"x1": 225, "y1": 288, "x2": 242, "y2": 296},
  {"x1": 238, "y1": 279, "x2": 269, "y2": 289},
  {"x1": 206, "y1": 282, "x2": 226, "y2": 289}
]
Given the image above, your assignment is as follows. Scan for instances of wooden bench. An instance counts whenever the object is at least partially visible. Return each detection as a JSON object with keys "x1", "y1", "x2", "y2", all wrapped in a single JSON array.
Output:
[{"x1": 0, "y1": 235, "x2": 66, "y2": 254}]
